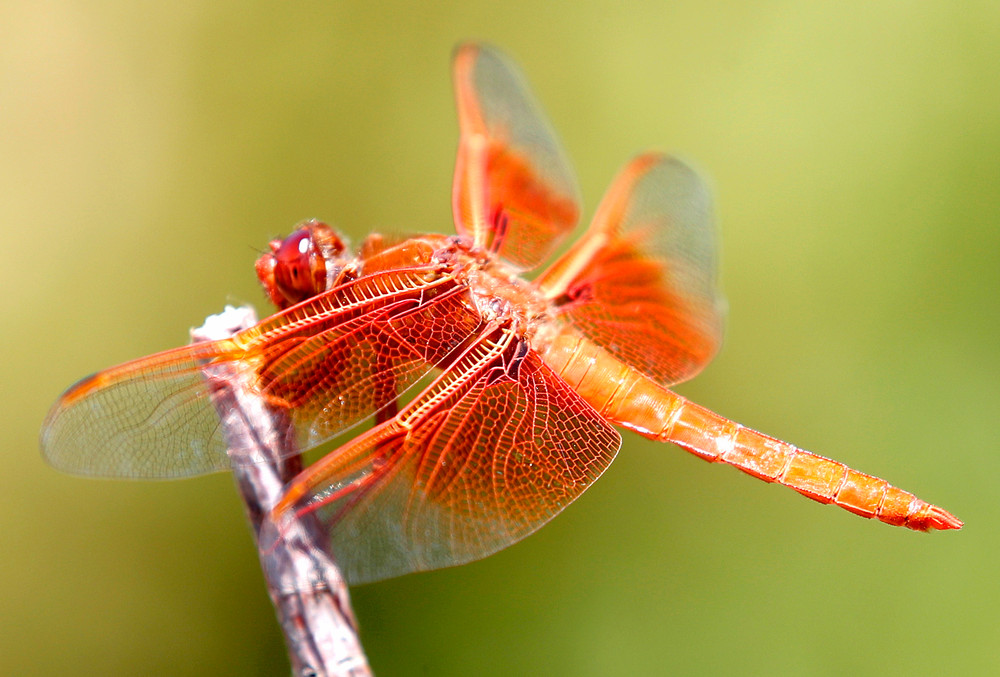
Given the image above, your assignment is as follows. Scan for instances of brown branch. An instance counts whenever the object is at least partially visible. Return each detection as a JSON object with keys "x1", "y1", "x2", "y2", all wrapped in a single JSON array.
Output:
[{"x1": 192, "y1": 306, "x2": 372, "y2": 677}]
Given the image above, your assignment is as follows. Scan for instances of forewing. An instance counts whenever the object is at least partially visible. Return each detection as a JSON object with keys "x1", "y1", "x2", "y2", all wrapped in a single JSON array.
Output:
[
  {"x1": 41, "y1": 268, "x2": 478, "y2": 478},
  {"x1": 452, "y1": 43, "x2": 581, "y2": 270},
  {"x1": 256, "y1": 279, "x2": 480, "y2": 448},
  {"x1": 269, "y1": 334, "x2": 621, "y2": 584},
  {"x1": 41, "y1": 339, "x2": 251, "y2": 478},
  {"x1": 538, "y1": 154, "x2": 724, "y2": 387}
]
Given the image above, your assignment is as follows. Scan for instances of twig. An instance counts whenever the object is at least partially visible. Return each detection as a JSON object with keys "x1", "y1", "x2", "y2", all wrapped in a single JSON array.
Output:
[{"x1": 193, "y1": 306, "x2": 372, "y2": 677}]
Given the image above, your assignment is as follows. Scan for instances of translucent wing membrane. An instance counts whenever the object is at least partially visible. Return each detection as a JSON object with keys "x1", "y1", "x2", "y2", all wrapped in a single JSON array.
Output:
[
  {"x1": 40, "y1": 340, "x2": 247, "y2": 478},
  {"x1": 41, "y1": 267, "x2": 479, "y2": 478},
  {"x1": 538, "y1": 154, "x2": 724, "y2": 387},
  {"x1": 268, "y1": 329, "x2": 621, "y2": 584},
  {"x1": 255, "y1": 278, "x2": 480, "y2": 448},
  {"x1": 452, "y1": 43, "x2": 581, "y2": 270}
]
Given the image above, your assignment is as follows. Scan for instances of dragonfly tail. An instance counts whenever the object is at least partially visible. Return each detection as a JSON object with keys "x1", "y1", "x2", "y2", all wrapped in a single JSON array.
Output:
[{"x1": 660, "y1": 398, "x2": 962, "y2": 531}]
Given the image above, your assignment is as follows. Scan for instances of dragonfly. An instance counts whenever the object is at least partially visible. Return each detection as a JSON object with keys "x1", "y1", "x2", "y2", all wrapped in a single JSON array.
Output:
[{"x1": 41, "y1": 44, "x2": 961, "y2": 585}]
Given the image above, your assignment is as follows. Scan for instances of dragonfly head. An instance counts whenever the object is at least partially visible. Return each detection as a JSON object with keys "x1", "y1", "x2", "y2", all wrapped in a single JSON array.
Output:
[{"x1": 256, "y1": 220, "x2": 349, "y2": 310}]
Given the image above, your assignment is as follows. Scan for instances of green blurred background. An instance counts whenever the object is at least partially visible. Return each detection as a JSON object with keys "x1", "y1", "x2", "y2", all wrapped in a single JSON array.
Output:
[{"x1": 3, "y1": 2, "x2": 998, "y2": 675}]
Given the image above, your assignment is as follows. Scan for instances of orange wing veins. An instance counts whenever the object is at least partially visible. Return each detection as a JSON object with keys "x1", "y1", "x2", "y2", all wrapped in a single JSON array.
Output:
[
  {"x1": 452, "y1": 43, "x2": 581, "y2": 270},
  {"x1": 265, "y1": 328, "x2": 621, "y2": 584}
]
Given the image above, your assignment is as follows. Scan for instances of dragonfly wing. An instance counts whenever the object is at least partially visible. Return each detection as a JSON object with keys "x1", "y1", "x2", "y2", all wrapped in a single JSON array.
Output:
[
  {"x1": 257, "y1": 281, "x2": 480, "y2": 448},
  {"x1": 452, "y1": 43, "x2": 580, "y2": 270},
  {"x1": 41, "y1": 267, "x2": 479, "y2": 478},
  {"x1": 41, "y1": 339, "x2": 249, "y2": 478},
  {"x1": 267, "y1": 330, "x2": 621, "y2": 584},
  {"x1": 538, "y1": 153, "x2": 724, "y2": 387}
]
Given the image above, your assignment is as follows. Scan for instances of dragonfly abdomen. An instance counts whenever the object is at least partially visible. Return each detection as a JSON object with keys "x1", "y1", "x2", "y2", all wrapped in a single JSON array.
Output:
[
  {"x1": 661, "y1": 398, "x2": 962, "y2": 531},
  {"x1": 540, "y1": 327, "x2": 961, "y2": 532}
]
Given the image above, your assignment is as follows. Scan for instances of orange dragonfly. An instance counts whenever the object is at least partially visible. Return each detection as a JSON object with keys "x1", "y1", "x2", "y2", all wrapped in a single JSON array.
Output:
[{"x1": 41, "y1": 44, "x2": 961, "y2": 584}]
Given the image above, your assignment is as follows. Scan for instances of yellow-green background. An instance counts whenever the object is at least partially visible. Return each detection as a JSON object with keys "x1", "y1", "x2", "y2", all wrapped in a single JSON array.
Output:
[{"x1": 3, "y1": 2, "x2": 997, "y2": 675}]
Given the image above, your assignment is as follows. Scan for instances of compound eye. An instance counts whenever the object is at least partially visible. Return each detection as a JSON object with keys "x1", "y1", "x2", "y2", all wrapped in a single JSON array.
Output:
[
  {"x1": 272, "y1": 227, "x2": 324, "y2": 305},
  {"x1": 256, "y1": 220, "x2": 349, "y2": 310}
]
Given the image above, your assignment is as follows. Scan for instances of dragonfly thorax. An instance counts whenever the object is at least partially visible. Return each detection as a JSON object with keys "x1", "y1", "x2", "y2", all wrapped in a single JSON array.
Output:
[{"x1": 457, "y1": 254, "x2": 553, "y2": 339}]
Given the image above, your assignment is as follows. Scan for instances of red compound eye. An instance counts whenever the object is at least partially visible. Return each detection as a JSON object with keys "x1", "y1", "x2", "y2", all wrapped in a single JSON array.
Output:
[{"x1": 256, "y1": 220, "x2": 347, "y2": 309}]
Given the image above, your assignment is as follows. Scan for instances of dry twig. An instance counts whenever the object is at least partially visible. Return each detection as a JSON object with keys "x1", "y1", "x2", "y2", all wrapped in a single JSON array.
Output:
[{"x1": 193, "y1": 306, "x2": 371, "y2": 677}]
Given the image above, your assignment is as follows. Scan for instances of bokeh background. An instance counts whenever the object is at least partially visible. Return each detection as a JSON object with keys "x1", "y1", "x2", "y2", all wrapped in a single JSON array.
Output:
[{"x1": 3, "y1": 2, "x2": 998, "y2": 675}]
